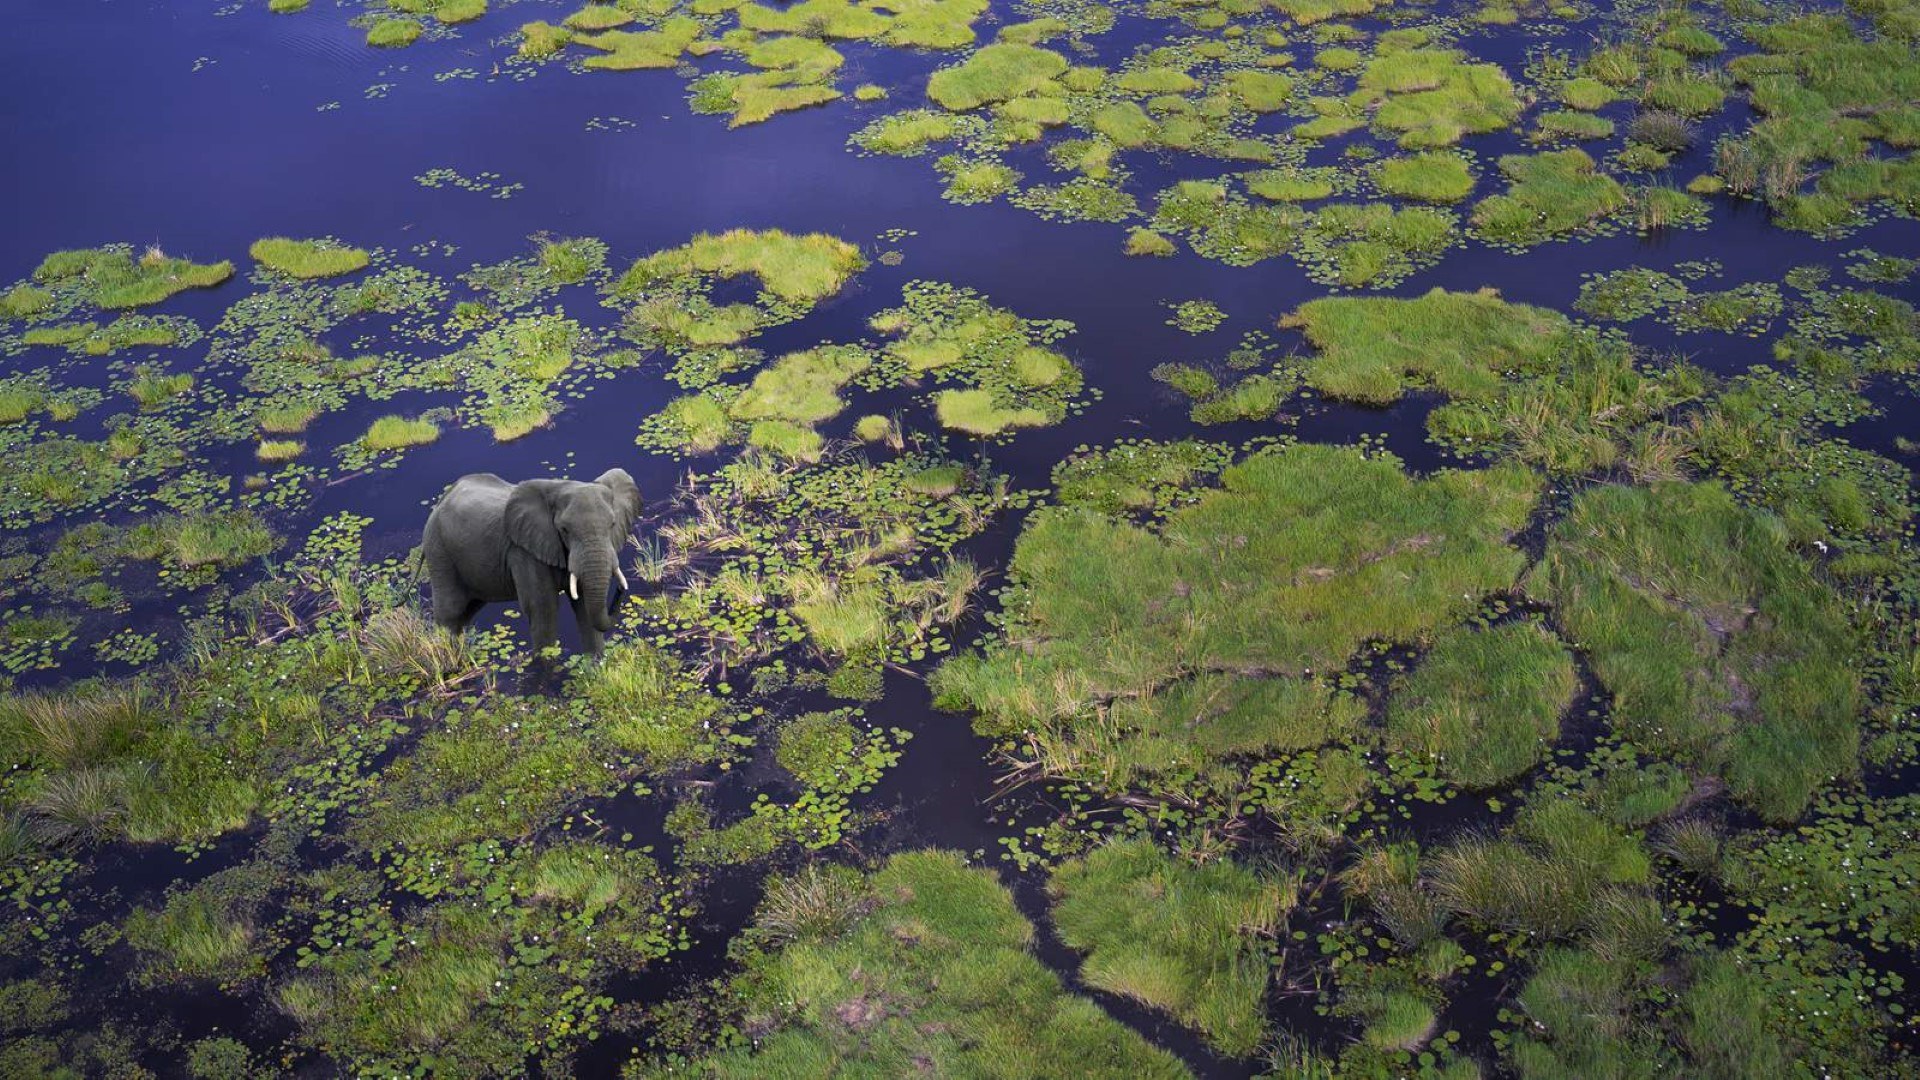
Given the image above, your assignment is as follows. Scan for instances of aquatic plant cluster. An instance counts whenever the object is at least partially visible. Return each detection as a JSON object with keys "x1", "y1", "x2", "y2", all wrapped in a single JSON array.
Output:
[{"x1": 4, "y1": 0, "x2": 1920, "y2": 1075}]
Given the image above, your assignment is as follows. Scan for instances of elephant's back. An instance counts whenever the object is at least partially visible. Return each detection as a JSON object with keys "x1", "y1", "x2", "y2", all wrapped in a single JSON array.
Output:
[{"x1": 426, "y1": 474, "x2": 512, "y2": 538}]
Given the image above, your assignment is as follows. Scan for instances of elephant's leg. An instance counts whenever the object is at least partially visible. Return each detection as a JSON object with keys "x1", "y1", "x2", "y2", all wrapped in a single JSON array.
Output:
[
  {"x1": 571, "y1": 597, "x2": 607, "y2": 659},
  {"x1": 455, "y1": 598, "x2": 485, "y2": 633},
  {"x1": 511, "y1": 561, "x2": 562, "y2": 655},
  {"x1": 428, "y1": 560, "x2": 472, "y2": 635}
]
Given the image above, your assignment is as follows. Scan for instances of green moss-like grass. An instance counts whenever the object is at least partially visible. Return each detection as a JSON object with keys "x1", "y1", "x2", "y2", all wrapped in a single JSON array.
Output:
[
  {"x1": 33, "y1": 246, "x2": 233, "y2": 310},
  {"x1": 0, "y1": 284, "x2": 53, "y2": 319},
  {"x1": 565, "y1": 3, "x2": 633, "y2": 30},
  {"x1": 367, "y1": 18, "x2": 422, "y2": 47},
  {"x1": 927, "y1": 43, "x2": 1067, "y2": 111},
  {"x1": 1470, "y1": 149, "x2": 1628, "y2": 246},
  {"x1": 1350, "y1": 48, "x2": 1523, "y2": 149},
  {"x1": 1124, "y1": 228, "x2": 1177, "y2": 256},
  {"x1": 747, "y1": 418, "x2": 824, "y2": 461},
  {"x1": 1375, "y1": 152, "x2": 1476, "y2": 202},
  {"x1": 575, "y1": 17, "x2": 700, "y2": 69},
  {"x1": 934, "y1": 388, "x2": 1050, "y2": 435},
  {"x1": 1285, "y1": 287, "x2": 1568, "y2": 405},
  {"x1": 1226, "y1": 69, "x2": 1292, "y2": 112},
  {"x1": 1389, "y1": 622, "x2": 1577, "y2": 789},
  {"x1": 1534, "y1": 482, "x2": 1861, "y2": 821},
  {"x1": 1052, "y1": 839, "x2": 1290, "y2": 1056},
  {"x1": 249, "y1": 237, "x2": 371, "y2": 279},
  {"x1": 729, "y1": 345, "x2": 871, "y2": 424},
  {"x1": 616, "y1": 228, "x2": 865, "y2": 302},
  {"x1": 127, "y1": 372, "x2": 193, "y2": 408},
  {"x1": 257, "y1": 403, "x2": 318, "y2": 433},
  {"x1": 362, "y1": 415, "x2": 441, "y2": 450},
  {"x1": 698, "y1": 851, "x2": 1188, "y2": 1078},
  {"x1": 934, "y1": 443, "x2": 1536, "y2": 786}
]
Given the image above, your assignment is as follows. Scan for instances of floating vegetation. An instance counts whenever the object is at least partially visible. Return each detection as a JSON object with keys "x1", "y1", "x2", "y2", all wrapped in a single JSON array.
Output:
[
  {"x1": 934, "y1": 442, "x2": 1537, "y2": 789},
  {"x1": 1536, "y1": 482, "x2": 1860, "y2": 822},
  {"x1": 681, "y1": 851, "x2": 1188, "y2": 1075},
  {"x1": 29, "y1": 244, "x2": 233, "y2": 311},
  {"x1": 248, "y1": 237, "x2": 371, "y2": 280},
  {"x1": 1052, "y1": 839, "x2": 1292, "y2": 1056}
]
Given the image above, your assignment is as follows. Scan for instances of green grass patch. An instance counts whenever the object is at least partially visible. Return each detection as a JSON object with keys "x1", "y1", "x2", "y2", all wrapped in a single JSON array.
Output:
[
  {"x1": 617, "y1": 228, "x2": 864, "y2": 302},
  {"x1": 1375, "y1": 152, "x2": 1476, "y2": 202},
  {"x1": 1351, "y1": 48, "x2": 1523, "y2": 149},
  {"x1": 729, "y1": 345, "x2": 871, "y2": 424},
  {"x1": 0, "y1": 284, "x2": 52, "y2": 319},
  {"x1": 362, "y1": 415, "x2": 440, "y2": 450},
  {"x1": 366, "y1": 18, "x2": 422, "y2": 47},
  {"x1": 934, "y1": 388, "x2": 1050, "y2": 435},
  {"x1": 1471, "y1": 149, "x2": 1628, "y2": 246},
  {"x1": 934, "y1": 443, "x2": 1536, "y2": 786},
  {"x1": 127, "y1": 372, "x2": 193, "y2": 408},
  {"x1": 1388, "y1": 621, "x2": 1577, "y2": 789},
  {"x1": 1285, "y1": 287, "x2": 1567, "y2": 405},
  {"x1": 1052, "y1": 839, "x2": 1291, "y2": 1056},
  {"x1": 698, "y1": 850, "x2": 1188, "y2": 1077},
  {"x1": 248, "y1": 237, "x2": 370, "y2": 279},
  {"x1": 575, "y1": 17, "x2": 700, "y2": 69},
  {"x1": 33, "y1": 245, "x2": 233, "y2": 309},
  {"x1": 1226, "y1": 69, "x2": 1292, "y2": 112},
  {"x1": 927, "y1": 42, "x2": 1067, "y2": 110},
  {"x1": 1533, "y1": 481, "x2": 1861, "y2": 820}
]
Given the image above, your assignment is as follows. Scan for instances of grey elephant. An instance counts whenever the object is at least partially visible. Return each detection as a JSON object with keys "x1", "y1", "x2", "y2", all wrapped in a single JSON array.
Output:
[{"x1": 421, "y1": 468, "x2": 643, "y2": 658}]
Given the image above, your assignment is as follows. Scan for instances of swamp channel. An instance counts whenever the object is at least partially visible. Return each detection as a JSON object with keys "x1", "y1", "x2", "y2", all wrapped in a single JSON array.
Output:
[{"x1": 2, "y1": 0, "x2": 1920, "y2": 1075}]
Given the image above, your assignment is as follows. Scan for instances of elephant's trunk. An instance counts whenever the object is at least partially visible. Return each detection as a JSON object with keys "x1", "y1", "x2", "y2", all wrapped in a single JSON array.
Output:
[{"x1": 570, "y1": 544, "x2": 616, "y2": 632}]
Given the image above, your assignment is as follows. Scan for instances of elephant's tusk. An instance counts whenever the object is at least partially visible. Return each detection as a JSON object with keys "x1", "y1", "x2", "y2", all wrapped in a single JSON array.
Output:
[
  {"x1": 616, "y1": 567, "x2": 629, "y2": 591},
  {"x1": 569, "y1": 573, "x2": 580, "y2": 600}
]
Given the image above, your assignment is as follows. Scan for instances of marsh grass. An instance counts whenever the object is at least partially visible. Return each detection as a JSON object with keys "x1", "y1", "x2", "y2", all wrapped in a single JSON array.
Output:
[
  {"x1": 729, "y1": 345, "x2": 870, "y2": 424},
  {"x1": 1628, "y1": 110, "x2": 1696, "y2": 152},
  {"x1": 1286, "y1": 287, "x2": 1566, "y2": 405},
  {"x1": 934, "y1": 443, "x2": 1536, "y2": 786},
  {"x1": 751, "y1": 863, "x2": 874, "y2": 944},
  {"x1": 123, "y1": 510, "x2": 277, "y2": 569},
  {"x1": 0, "y1": 283, "x2": 53, "y2": 319},
  {"x1": 1350, "y1": 48, "x2": 1523, "y2": 149},
  {"x1": 934, "y1": 388, "x2": 1049, "y2": 435},
  {"x1": 1375, "y1": 152, "x2": 1476, "y2": 203},
  {"x1": 1533, "y1": 481, "x2": 1860, "y2": 820},
  {"x1": 1388, "y1": 621, "x2": 1577, "y2": 789},
  {"x1": 0, "y1": 386, "x2": 46, "y2": 424},
  {"x1": 366, "y1": 18, "x2": 422, "y2": 47},
  {"x1": 127, "y1": 371, "x2": 193, "y2": 408},
  {"x1": 256, "y1": 439, "x2": 304, "y2": 462},
  {"x1": 1471, "y1": 149, "x2": 1628, "y2": 245},
  {"x1": 33, "y1": 245, "x2": 233, "y2": 309},
  {"x1": 257, "y1": 403, "x2": 318, "y2": 433},
  {"x1": 617, "y1": 228, "x2": 865, "y2": 302},
  {"x1": 927, "y1": 42, "x2": 1067, "y2": 110},
  {"x1": 249, "y1": 237, "x2": 371, "y2": 279},
  {"x1": 362, "y1": 415, "x2": 440, "y2": 450},
  {"x1": 1052, "y1": 839, "x2": 1291, "y2": 1056},
  {"x1": 518, "y1": 20, "x2": 571, "y2": 56},
  {"x1": 704, "y1": 850, "x2": 1187, "y2": 1077},
  {"x1": 125, "y1": 890, "x2": 256, "y2": 983}
]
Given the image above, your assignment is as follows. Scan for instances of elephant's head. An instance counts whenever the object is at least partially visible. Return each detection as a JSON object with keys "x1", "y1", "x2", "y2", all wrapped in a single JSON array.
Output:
[{"x1": 505, "y1": 468, "x2": 643, "y2": 633}]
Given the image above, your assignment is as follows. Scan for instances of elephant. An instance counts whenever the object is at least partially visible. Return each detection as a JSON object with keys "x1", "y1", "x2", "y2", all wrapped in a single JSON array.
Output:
[{"x1": 421, "y1": 468, "x2": 643, "y2": 658}]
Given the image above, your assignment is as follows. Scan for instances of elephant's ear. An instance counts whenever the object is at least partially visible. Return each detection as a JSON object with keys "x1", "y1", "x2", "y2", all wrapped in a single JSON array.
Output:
[
  {"x1": 505, "y1": 482, "x2": 566, "y2": 567},
  {"x1": 596, "y1": 468, "x2": 643, "y2": 524}
]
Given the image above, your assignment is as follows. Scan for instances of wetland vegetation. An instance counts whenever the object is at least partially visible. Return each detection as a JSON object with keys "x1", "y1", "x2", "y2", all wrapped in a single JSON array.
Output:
[{"x1": 4, "y1": 0, "x2": 1920, "y2": 1074}]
